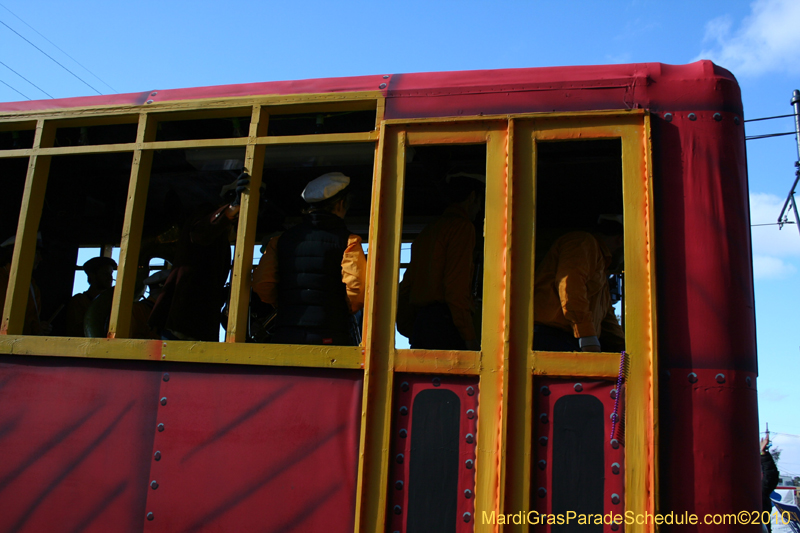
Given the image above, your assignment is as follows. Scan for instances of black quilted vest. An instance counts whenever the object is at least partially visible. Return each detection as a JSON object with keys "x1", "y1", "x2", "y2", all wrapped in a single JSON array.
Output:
[{"x1": 273, "y1": 212, "x2": 354, "y2": 345}]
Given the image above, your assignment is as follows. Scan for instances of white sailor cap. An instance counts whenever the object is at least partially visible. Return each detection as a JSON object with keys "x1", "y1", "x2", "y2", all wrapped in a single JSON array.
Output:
[{"x1": 301, "y1": 172, "x2": 351, "y2": 203}]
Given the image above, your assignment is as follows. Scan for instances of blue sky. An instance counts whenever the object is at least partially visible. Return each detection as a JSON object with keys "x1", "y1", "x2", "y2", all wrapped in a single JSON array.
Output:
[{"x1": 2, "y1": 0, "x2": 799, "y2": 477}]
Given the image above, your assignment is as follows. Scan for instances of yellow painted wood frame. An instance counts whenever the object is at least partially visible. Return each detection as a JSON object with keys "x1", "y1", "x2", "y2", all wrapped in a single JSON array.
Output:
[
  {"x1": 1, "y1": 96, "x2": 385, "y2": 372},
  {"x1": 354, "y1": 120, "x2": 511, "y2": 532},
  {"x1": 507, "y1": 112, "x2": 657, "y2": 532}
]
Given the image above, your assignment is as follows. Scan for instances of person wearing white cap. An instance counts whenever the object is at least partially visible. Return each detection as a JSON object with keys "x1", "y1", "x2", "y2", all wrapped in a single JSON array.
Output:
[
  {"x1": 0, "y1": 233, "x2": 49, "y2": 335},
  {"x1": 252, "y1": 172, "x2": 367, "y2": 345},
  {"x1": 532, "y1": 215, "x2": 625, "y2": 352},
  {"x1": 397, "y1": 172, "x2": 485, "y2": 351}
]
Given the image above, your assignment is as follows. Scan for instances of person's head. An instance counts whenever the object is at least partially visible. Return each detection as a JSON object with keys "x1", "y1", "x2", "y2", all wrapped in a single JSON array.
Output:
[
  {"x1": 596, "y1": 214, "x2": 624, "y2": 269},
  {"x1": 83, "y1": 256, "x2": 117, "y2": 291},
  {"x1": 301, "y1": 172, "x2": 353, "y2": 219},
  {"x1": 444, "y1": 172, "x2": 485, "y2": 221}
]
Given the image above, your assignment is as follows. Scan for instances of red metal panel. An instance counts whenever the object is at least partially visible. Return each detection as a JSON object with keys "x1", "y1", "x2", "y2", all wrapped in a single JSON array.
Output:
[
  {"x1": 388, "y1": 374, "x2": 479, "y2": 533},
  {"x1": 0, "y1": 356, "x2": 160, "y2": 533},
  {"x1": 659, "y1": 368, "x2": 760, "y2": 532},
  {"x1": 533, "y1": 378, "x2": 624, "y2": 532},
  {"x1": 143, "y1": 366, "x2": 362, "y2": 533}
]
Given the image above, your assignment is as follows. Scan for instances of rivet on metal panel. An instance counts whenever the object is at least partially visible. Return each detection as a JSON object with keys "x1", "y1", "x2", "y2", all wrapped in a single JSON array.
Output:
[
  {"x1": 465, "y1": 459, "x2": 474, "y2": 469},
  {"x1": 538, "y1": 487, "x2": 547, "y2": 498},
  {"x1": 538, "y1": 460, "x2": 547, "y2": 470},
  {"x1": 151, "y1": 92, "x2": 158, "y2": 96},
  {"x1": 146, "y1": 512, "x2": 154, "y2": 521},
  {"x1": 611, "y1": 523, "x2": 620, "y2": 531},
  {"x1": 714, "y1": 113, "x2": 722, "y2": 121},
  {"x1": 395, "y1": 480, "x2": 404, "y2": 490},
  {"x1": 539, "y1": 413, "x2": 549, "y2": 424},
  {"x1": 396, "y1": 454, "x2": 404, "y2": 464},
  {"x1": 540, "y1": 386, "x2": 550, "y2": 396},
  {"x1": 393, "y1": 505, "x2": 402, "y2": 515},
  {"x1": 464, "y1": 489, "x2": 473, "y2": 499},
  {"x1": 163, "y1": 373, "x2": 170, "y2": 382},
  {"x1": 162, "y1": 342, "x2": 167, "y2": 348},
  {"x1": 466, "y1": 386, "x2": 475, "y2": 396},
  {"x1": 610, "y1": 413, "x2": 618, "y2": 422},
  {"x1": 688, "y1": 113, "x2": 697, "y2": 121},
  {"x1": 150, "y1": 480, "x2": 158, "y2": 489},
  {"x1": 379, "y1": 83, "x2": 387, "y2": 89},
  {"x1": 664, "y1": 113, "x2": 673, "y2": 122},
  {"x1": 162, "y1": 354, "x2": 166, "y2": 360},
  {"x1": 154, "y1": 451, "x2": 161, "y2": 461},
  {"x1": 432, "y1": 377, "x2": 441, "y2": 387},
  {"x1": 399, "y1": 429, "x2": 407, "y2": 438},
  {"x1": 466, "y1": 409, "x2": 475, "y2": 419},
  {"x1": 611, "y1": 493, "x2": 620, "y2": 504},
  {"x1": 539, "y1": 436, "x2": 548, "y2": 446},
  {"x1": 746, "y1": 376, "x2": 752, "y2": 387},
  {"x1": 688, "y1": 372, "x2": 698, "y2": 383},
  {"x1": 463, "y1": 512, "x2": 471, "y2": 523},
  {"x1": 610, "y1": 388, "x2": 617, "y2": 399},
  {"x1": 611, "y1": 462, "x2": 620, "y2": 475},
  {"x1": 399, "y1": 406, "x2": 408, "y2": 416},
  {"x1": 157, "y1": 423, "x2": 165, "y2": 432},
  {"x1": 383, "y1": 75, "x2": 389, "y2": 79},
  {"x1": 160, "y1": 397, "x2": 167, "y2": 406},
  {"x1": 716, "y1": 373, "x2": 726, "y2": 384},
  {"x1": 146, "y1": 100, "x2": 154, "y2": 105},
  {"x1": 734, "y1": 116, "x2": 741, "y2": 125},
  {"x1": 610, "y1": 439, "x2": 619, "y2": 449},
  {"x1": 465, "y1": 433, "x2": 474, "y2": 444},
  {"x1": 574, "y1": 383, "x2": 583, "y2": 392},
  {"x1": 401, "y1": 381, "x2": 409, "y2": 392}
]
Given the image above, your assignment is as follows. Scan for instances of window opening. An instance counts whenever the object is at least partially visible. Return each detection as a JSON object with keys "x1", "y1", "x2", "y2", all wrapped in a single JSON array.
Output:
[
  {"x1": 532, "y1": 139, "x2": 624, "y2": 353},
  {"x1": 395, "y1": 145, "x2": 486, "y2": 351},
  {"x1": 0, "y1": 129, "x2": 35, "y2": 150},
  {"x1": 0, "y1": 157, "x2": 33, "y2": 328},
  {"x1": 54, "y1": 123, "x2": 137, "y2": 147},
  {"x1": 137, "y1": 147, "x2": 247, "y2": 342},
  {"x1": 250, "y1": 142, "x2": 374, "y2": 345},
  {"x1": 154, "y1": 116, "x2": 251, "y2": 142},
  {"x1": 266, "y1": 110, "x2": 377, "y2": 136},
  {"x1": 34, "y1": 153, "x2": 133, "y2": 338}
]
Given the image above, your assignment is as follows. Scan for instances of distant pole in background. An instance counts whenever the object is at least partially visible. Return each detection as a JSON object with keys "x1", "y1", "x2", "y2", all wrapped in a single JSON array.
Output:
[{"x1": 777, "y1": 89, "x2": 800, "y2": 237}]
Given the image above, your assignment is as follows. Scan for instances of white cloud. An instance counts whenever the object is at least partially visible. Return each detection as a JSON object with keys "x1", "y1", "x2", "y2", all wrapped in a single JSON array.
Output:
[
  {"x1": 696, "y1": 0, "x2": 800, "y2": 76},
  {"x1": 752, "y1": 255, "x2": 796, "y2": 279},
  {"x1": 750, "y1": 192, "x2": 800, "y2": 258}
]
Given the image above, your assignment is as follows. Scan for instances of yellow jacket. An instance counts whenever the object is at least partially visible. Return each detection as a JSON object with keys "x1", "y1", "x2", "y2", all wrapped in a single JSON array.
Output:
[{"x1": 533, "y1": 231, "x2": 624, "y2": 341}]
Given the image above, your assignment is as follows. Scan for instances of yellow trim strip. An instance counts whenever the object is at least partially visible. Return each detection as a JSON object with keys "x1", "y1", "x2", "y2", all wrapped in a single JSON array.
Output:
[
  {"x1": 0, "y1": 335, "x2": 362, "y2": 368},
  {"x1": 531, "y1": 352, "x2": 621, "y2": 378},
  {"x1": 393, "y1": 349, "x2": 481, "y2": 374}
]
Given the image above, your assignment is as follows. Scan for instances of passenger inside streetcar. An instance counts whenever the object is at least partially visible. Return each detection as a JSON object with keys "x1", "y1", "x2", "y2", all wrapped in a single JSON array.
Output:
[
  {"x1": 63, "y1": 256, "x2": 116, "y2": 337},
  {"x1": 252, "y1": 172, "x2": 367, "y2": 346}
]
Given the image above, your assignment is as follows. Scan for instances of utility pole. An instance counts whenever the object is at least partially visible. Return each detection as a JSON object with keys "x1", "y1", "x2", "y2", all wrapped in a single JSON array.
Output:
[{"x1": 777, "y1": 89, "x2": 800, "y2": 236}]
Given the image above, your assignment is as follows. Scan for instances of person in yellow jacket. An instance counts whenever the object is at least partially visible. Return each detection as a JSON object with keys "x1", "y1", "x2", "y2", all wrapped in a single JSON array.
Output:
[
  {"x1": 398, "y1": 172, "x2": 484, "y2": 351},
  {"x1": 533, "y1": 216, "x2": 625, "y2": 352}
]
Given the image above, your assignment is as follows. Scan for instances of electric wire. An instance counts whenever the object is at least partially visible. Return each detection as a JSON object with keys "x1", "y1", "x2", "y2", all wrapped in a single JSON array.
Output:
[
  {"x1": 745, "y1": 113, "x2": 799, "y2": 123},
  {"x1": 0, "y1": 59, "x2": 53, "y2": 98},
  {"x1": 745, "y1": 131, "x2": 797, "y2": 141},
  {"x1": 0, "y1": 77, "x2": 29, "y2": 99},
  {"x1": 752, "y1": 222, "x2": 796, "y2": 226},
  {"x1": 0, "y1": 3, "x2": 117, "y2": 93},
  {"x1": 0, "y1": 19, "x2": 101, "y2": 95}
]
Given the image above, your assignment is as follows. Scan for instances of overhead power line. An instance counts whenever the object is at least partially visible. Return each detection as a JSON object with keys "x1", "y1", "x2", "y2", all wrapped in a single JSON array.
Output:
[
  {"x1": 0, "y1": 3, "x2": 117, "y2": 93},
  {"x1": 0, "y1": 59, "x2": 53, "y2": 98},
  {"x1": 0, "y1": 18, "x2": 101, "y2": 96},
  {"x1": 745, "y1": 131, "x2": 797, "y2": 141},
  {"x1": 745, "y1": 113, "x2": 799, "y2": 123},
  {"x1": 0, "y1": 77, "x2": 30, "y2": 100}
]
